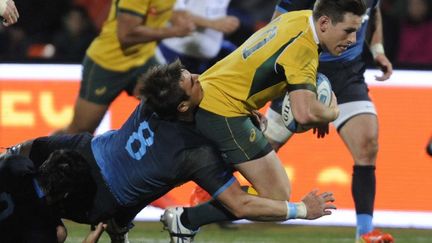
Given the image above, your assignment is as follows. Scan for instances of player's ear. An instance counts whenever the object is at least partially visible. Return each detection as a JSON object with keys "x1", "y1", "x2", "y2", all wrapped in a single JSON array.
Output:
[
  {"x1": 318, "y1": 15, "x2": 330, "y2": 32},
  {"x1": 177, "y1": 101, "x2": 190, "y2": 113}
]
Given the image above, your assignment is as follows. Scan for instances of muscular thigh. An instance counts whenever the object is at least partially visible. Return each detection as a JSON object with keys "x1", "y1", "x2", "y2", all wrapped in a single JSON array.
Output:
[{"x1": 234, "y1": 151, "x2": 291, "y2": 200}]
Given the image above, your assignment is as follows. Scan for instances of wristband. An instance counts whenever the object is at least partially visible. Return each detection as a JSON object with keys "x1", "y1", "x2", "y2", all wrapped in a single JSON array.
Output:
[
  {"x1": 370, "y1": 43, "x2": 385, "y2": 59},
  {"x1": 285, "y1": 202, "x2": 297, "y2": 219},
  {"x1": 285, "y1": 201, "x2": 307, "y2": 219}
]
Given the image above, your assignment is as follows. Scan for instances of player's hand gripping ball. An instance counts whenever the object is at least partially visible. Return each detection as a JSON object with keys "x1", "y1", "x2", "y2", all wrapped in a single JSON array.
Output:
[{"x1": 282, "y1": 73, "x2": 332, "y2": 133}]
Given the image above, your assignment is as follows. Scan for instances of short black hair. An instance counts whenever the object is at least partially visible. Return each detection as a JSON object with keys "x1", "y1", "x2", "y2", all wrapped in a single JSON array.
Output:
[
  {"x1": 139, "y1": 60, "x2": 189, "y2": 120},
  {"x1": 313, "y1": 0, "x2": 367, "y2": 23},
  {"x1": 38, "y1": 150, "x2": 95, "y2": 201}
]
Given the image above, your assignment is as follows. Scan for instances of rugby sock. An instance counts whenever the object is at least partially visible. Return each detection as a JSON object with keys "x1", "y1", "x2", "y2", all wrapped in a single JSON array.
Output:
[
  {"x1": 180, "y1": 186, "x2": 254, "y2": 230},
  {"x1": 181, "y1": 200, "x2": 237, "y2": 230},
  {"x1": 352, "y1": 165, "x2": 375, "y2": 238}
]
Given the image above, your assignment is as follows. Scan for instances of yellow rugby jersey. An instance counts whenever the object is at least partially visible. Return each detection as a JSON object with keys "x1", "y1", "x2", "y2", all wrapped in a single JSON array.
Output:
[
  {"x1": 199, "y1": 10, "x2": 319, "y2": 117},
  {"x1": 87, "y1": 0, "x2": 175, "y2": 71}
]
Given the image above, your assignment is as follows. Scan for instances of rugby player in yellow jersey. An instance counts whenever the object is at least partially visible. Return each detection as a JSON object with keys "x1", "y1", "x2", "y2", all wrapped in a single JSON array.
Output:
[
  {"x1": 195, "y1": 0, "x2": 366, "y2": 203},
  {"x1": 58, "y1": 0, "x2": 195, "y2": 134}
]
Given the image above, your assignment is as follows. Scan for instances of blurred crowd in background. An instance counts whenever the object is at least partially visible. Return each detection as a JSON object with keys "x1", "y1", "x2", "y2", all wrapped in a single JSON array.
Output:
[{"x1": 0, "y1": 0, "x2": 431, "y2": 69}]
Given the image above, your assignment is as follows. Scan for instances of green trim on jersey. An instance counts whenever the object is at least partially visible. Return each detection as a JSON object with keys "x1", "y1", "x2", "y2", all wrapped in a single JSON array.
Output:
[
  {"x1": 248, "y1": 31, "x2": 303, "y2": 99},
  {"x1": 118, "y1": 8, "x2": 145, "y2": 18}
]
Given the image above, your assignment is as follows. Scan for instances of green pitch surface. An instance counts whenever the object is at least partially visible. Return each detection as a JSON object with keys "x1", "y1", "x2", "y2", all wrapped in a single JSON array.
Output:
[{"x1": 64, "y1": 220, "x2": 432, "y2": 243}]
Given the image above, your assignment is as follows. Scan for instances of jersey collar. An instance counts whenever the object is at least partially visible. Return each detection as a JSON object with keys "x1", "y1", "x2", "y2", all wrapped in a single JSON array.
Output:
[{"x1": 309, "y1": 15, "x2": 319, "y2": 45}]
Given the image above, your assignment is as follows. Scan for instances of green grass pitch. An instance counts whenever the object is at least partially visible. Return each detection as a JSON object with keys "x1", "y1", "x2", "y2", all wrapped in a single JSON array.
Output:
[{"x1": 64, "y1": 220, "x2": 432, "y2": 242}]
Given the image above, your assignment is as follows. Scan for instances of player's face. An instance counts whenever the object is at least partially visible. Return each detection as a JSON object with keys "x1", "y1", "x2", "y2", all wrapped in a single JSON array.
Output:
[
  {"x1": 179, "y1": 69, "x2": 203, "y2": 108},
  {"x1": 319, "y1": 12, "x2": 362, "y2": 56}
]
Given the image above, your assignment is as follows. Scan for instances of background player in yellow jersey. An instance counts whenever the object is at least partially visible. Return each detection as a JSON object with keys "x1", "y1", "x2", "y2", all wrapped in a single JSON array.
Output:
[
  {"x1": 195, "y1": 0, "x2": 366, "y2": 205},
  {"x1": 59, "y1": 0, "x2": 195, "y2": 134}
]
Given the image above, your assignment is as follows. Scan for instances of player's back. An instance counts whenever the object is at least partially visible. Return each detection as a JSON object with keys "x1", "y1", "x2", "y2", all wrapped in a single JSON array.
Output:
[
  {"x1": 91, "y1": 102, "x2": 210, "y2": 206},
  {"x1": 199, "y1": 10, "x2": 319, "y2": 117}
]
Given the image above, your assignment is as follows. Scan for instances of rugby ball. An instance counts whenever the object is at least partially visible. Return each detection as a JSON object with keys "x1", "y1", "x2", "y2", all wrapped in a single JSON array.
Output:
[{"x1": 282, "y1": 73, "x2": 332, "y2": 133}]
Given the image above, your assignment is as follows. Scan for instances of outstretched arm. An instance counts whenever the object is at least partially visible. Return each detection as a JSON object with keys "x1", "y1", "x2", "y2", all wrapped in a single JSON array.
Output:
[
  {"x1": 217, "y1": 180, "x2": 336, "y2": 221},
  {"x1": 187, "y1": 146, "x2": 335, "y2": 224}
]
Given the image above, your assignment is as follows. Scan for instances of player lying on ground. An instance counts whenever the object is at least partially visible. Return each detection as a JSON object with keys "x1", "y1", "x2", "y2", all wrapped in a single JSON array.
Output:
[
  {"x1": 0, "y1": 61, "x2": 336, "y2": 242},
  {"x1": 0, "y1": 152, "x2": 106, "y2": 243}
]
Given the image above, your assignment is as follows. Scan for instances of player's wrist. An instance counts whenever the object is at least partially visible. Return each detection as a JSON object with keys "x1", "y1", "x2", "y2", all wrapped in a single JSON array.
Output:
[
  {"x1": 370, "y1": 43, "x2": 385, "y2": 59},
  {"x1": 332, "y1": 107, "x2": 340, "y2": 121},
  {"x1": 285, "y1": 201, "x2": 307, "y2": 219}
]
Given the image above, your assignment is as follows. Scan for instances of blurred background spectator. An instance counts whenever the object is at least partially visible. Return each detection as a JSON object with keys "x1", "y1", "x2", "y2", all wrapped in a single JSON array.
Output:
[
  {"x1": 226, "y1": 0, "x2": 277, "y2": 47},
  {"x1": 156, "y1": 0, "x2": 240, "y2": 74},
  {"x1": 0, "y1": 25, "x2": 29, "y2": 61},
  {"x1": 51, "y1": 6, "x2": 97, "y2": 62},
  {"x1": 0, "y1": 0, "x2": 430, "y2": 69},
  {"x1": 395, "y1": 0, "x2": 432, "y2": 67},
  {"x1": 73, "y1": 0, "x2": 110, "y2": 30}
]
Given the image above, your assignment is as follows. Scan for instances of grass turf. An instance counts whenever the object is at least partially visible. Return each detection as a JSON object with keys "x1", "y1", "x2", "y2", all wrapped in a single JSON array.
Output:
[{"x1": 64, "y1": 220, "x2": 432, "y2": 243}]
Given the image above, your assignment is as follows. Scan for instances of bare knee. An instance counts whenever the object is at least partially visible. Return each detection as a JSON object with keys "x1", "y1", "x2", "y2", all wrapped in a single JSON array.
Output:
[{"x1": 354, "y1": 132, "x2": 378, "y2": 166}]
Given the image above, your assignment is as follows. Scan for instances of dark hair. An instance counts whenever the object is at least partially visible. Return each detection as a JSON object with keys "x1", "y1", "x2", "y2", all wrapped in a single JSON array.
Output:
[
  {"x1": 38, "y1": 150, "x2": 95, "y2": 201},
  {"x1": 313, "y1": 0, "x2": 367, "y2": 23},
  {"x1": 139, "y1": 60, "x2": 189, "y2": 120}
]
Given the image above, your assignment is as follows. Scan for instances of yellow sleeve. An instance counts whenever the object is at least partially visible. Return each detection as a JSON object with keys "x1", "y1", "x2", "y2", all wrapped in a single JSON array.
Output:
[{"x1": 118, "y1": 0, "x2": 150, "y2": 16}]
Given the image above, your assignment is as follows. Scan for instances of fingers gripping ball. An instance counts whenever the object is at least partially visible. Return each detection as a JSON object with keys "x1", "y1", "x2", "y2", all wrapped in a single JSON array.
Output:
[{"x1": 282, "y1": 73, "x2": 332, "y2": 133}]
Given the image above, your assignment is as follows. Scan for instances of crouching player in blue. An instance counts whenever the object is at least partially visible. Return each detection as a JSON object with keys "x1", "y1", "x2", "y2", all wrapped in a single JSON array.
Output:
[
  {"x1": 1, "y1": 61, "x2": 336, "y2": 242},
  {"x1": 0, "y1": 151, "x2": 100, "y2": 243}
]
